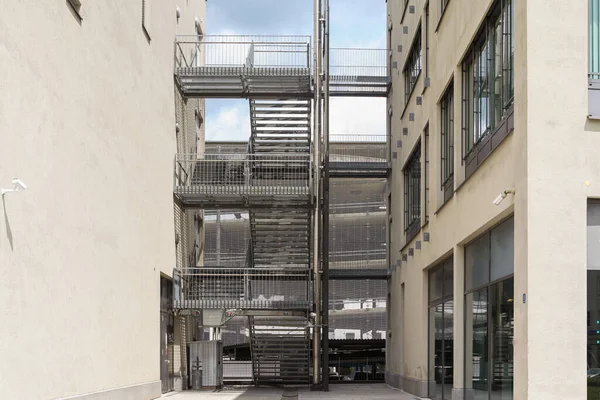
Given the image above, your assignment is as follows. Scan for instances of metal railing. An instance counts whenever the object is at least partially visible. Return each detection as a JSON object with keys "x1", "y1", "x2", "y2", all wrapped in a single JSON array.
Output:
[
  {"x1": 175, "y1": 267, "x2": 311, "y2": 310},
  {"x1": 175, "y1": 35, "x2": 312, "y2": 71},
  {"x1": 330, "y1": 48, "x2": 387, "y2": 78},
  {"x1": 174, "y1": 153, "x2": 312, "y2": 205}
]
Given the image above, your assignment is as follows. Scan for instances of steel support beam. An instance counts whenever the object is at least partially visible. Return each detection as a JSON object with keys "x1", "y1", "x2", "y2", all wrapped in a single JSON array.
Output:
[
  {"x1": 312, "y1": 0, "x2": 322, "y2": 388},
  {"x1": 321, "y1": 0, "x2": 330, "y2": 391}
]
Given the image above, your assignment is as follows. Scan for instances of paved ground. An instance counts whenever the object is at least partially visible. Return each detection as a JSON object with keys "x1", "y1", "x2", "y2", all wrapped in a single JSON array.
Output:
[
  {"x1": 162, "y1": 384, "x2": 420, "y2": 400},
  {"x1": 298, "y1": 384, "x2": 418, "y2": 399}
]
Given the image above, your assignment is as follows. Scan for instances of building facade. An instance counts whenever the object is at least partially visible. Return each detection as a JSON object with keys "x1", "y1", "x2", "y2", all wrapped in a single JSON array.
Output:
[
  {"x1": 387, "y1": 0, "x2": 598, "y2": 399},
  {"x1": 0, "y1": 1, "x2": 204, "y2": 399}
]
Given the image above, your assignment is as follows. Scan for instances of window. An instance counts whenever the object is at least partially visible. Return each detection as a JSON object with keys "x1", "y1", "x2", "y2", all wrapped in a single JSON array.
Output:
[
  {"x1": 462, "y1": 0, "x2": 514, "y2": 157},
  {"x1": 590, "y1": 0, "x2": 600, "y2": 78},
  {"x1": 464, "y1": 217, "x2": 515, "y2": 400},
  {"x1": 589, "y1": 201, "x2": 600, "y2": 397},
  {"x1": 428, "y1": 257, "x2": 453, "y2": 400},
  {"x1": 424, "y1": 125, "x2": 430, "y2": 223},
  {"x1": 425, "y1": 3, "x2": 430, "y2": 79},
  {"x1": 440, "y1": 83, "x2": 454, "y2": 202},
  {"x1": 403, "y1": 26, "x2": 422, "y2": 103},
  {"x1": 403, "y1": 142, "x2": 421, "y2": 239}
]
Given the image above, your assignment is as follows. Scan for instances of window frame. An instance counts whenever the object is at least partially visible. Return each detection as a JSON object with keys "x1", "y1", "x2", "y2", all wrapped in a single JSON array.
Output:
[
  {"x1": 440, "y1": 82, "x2": 454, "y2": 203},
  {"x1": 590, "y1": 0, "x2": 600, "y2": 79},
  {"x1": 428, "y1": 256, "x2": 454, "y2": 399},
  {"x1": 403, "y1": 25, "x2": 423, "y2": 104},
  {"x1": 424, "y1": 123, "x2": 430, "y2": 225},
  {"x1": 403, "y1": 141, "x2": 422, "y2": 241},
  {"x1": 460, "y1": 0, "x2": 514, "y2": 178}
]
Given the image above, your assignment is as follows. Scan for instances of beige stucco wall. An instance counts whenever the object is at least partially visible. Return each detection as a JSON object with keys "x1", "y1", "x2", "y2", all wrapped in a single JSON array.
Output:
[
  {"x1": 388, "y1": 0, "x2": 600, "y2": 398},
  {"x1": 0, "y1": 1, "x2": 205, "y2": 399},
  {"x1": 387, "y1": 0, "x2": 520, "y2": 387}
]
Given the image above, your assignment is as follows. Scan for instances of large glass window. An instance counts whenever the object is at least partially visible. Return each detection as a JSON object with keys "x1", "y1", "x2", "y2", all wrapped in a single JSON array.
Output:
[
  {"x1": 403, "y1": 26, "x2": 422, "y2": 103},
  {"x1": 428, "y1": 257, "x2": 454, "y2": 400},
  {"x1": 403, "y1": 142, "x2": 421, "y2": 237},
  {"x1": 465, "y1": 217, "x2": 514, "y2": 400},
  {"x1": 462, "y1": 0, "x2": 514, "y2": 157},
  {"x1": 587, "y1": 201, "x2": 600, "y2": 396}
]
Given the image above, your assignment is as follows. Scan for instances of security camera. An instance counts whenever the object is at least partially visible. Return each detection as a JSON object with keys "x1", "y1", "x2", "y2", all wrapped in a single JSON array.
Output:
[
  {"x1": 492, "y1": 188, "x2": 515, "y2": 206},
  {"x1": 2, "y1": 178, "x2": 28, "y2": 196},
  {"x1": 12, "y1": 178, "x2": 27, "y2": 191},
  {"x1": 309, "y1": 312, "x2": 317, "y2": 319},
  {"x1": 492, "y1": 192, "x2": 506, "y2": 206}
]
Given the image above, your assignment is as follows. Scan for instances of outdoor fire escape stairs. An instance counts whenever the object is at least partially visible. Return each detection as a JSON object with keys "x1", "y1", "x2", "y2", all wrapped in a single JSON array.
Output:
[
  {"x1": 249, "y1": 316, "x2": 311, "y2": 386},
  {"x1": 246, "y1": 98, "x2": 312, "y2": 385}
]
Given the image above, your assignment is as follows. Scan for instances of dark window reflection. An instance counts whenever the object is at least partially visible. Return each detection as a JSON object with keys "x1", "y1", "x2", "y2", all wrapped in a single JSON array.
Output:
[
  {"x1": 469, "y1": 288, "x2": 489, "y2": 400},
  {"x1": 428, "y1": 258, "x2": 453, "y2": 399},
  {"x1": 588, "y1": 271, "x2": 600, "y2": 396},
  {"x1": 491, "y1": 279, "x2": 514, "y2": 399}
]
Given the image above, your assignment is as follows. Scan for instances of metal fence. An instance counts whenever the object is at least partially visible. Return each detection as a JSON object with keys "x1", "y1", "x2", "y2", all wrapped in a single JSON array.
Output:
[
  {"x1": 175, "y1": 267, "x2": 311, "y2": 310},
  {"x1": 175, "y1": 35, "x2": 312, "y2": 70},
  {"x1": 174, "y1": 153, "x2": 312, "y2": 207}
]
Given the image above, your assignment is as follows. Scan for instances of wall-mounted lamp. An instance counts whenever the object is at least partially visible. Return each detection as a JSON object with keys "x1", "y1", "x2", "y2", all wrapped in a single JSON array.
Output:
[
  {"x1": 493, "y1": 188, "x2": 515, "y2": 206},
  {"x1": 2, "y1": 178, "x2": 27, "y2": 196}
]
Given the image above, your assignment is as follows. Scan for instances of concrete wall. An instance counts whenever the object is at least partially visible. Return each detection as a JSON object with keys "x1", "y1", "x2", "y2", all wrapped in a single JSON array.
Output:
[
  {"x1": 387, "y1": 0, "x2": 600, "y2": 399},
  {"x1": 0, "y1": 1, "x2": 205, "y2": 399}
]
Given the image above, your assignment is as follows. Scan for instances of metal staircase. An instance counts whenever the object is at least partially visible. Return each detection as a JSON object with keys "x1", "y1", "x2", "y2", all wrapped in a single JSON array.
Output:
[
  {"x1": 172, "y1": 12, "x2": 390, "y2": 387},
  {"x1": 249, "y1": 316, "x2": 311, "y2": 386},
  {"x1": 249, "y1": 210, "x2": 311, "y2": 268},
  {"x1": 245, "y1": 97, "x2": 313, "y2": 385},
  {"x1": 249, "y1": 99, "x2": 311, "y2": 155}
]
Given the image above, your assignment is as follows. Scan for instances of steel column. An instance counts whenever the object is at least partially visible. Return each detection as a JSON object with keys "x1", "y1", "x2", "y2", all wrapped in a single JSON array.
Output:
[
  {"x1": 321, "y1": 0, "x2": 330, "y2": 391},
  {"x1": 312, "y1": 0, "x2": 322, "y2": 387}
]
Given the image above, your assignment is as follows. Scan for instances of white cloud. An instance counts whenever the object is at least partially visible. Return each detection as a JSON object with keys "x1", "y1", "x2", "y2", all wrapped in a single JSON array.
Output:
[{"x1": 206, "y1": 102, "x2": 250, "y2": 141}]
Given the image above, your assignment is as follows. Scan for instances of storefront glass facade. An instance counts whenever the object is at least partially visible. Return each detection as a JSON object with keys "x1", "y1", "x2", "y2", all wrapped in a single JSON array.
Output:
[{"x1": 464, "y1": 217, "x2": 514, "y2": 400}]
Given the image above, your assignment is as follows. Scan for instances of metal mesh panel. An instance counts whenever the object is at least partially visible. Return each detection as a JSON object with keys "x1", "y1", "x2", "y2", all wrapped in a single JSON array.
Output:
[
  {"x1": 222, "y1": 316, "x2": 250, "y2": 347},
  {"x1": 329, "y1": 178, "x2": 387, "y2": 279},
  {"x1": 329, "y1": 134, "x2": 387, "y2": 176},
  {"x1": 204, "y1": 211, "x2": 250, "y2": 267},
  {"x1": 329, "y1": 48, "x2": 389, "y2": 96},
  {"x1": 328, "y1": 280, "x2": 387, "y2": 340},
  {"x1": 205, "y1": 142, "x2": 249, "y2": 154},
  {"x1": 174, "y1": 153, "x2": 312, "y2": 209},
  {"x1": 176, "y1": 267, "x2": 310, "y2": 310}
]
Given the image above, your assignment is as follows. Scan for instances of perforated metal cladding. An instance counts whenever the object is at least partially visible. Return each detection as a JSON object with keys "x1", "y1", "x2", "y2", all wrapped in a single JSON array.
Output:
[
  {"x1": 328, "y1": 280, "x2": 387, "y2": 339},
  {"x1": 329, "y1": 178, "x2": 387, "y2": 276},
  {"x1": 221, "y1": 316, "x2": 250, "y2": 346},
  {"x1": 204, "y1": 211, "x2": 250, "y2": 267}
]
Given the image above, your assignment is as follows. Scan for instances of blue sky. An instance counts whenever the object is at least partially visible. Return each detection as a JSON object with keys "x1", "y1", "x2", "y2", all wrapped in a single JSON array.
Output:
[{"x1": 204, "y1": 0, "x2": 386, "y2": 141}]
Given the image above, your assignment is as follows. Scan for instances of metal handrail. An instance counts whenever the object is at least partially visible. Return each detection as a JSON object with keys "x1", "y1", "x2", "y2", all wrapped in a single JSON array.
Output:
[{"x1": 174, "y1": 35, "x2": 312, "y2": 70}]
